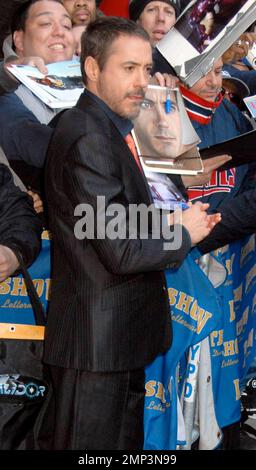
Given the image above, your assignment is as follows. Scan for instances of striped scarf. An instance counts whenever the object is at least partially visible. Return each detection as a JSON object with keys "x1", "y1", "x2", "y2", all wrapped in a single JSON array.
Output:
[{"x1": 179, "y1": 85, "x2": 223, "y2": 124}]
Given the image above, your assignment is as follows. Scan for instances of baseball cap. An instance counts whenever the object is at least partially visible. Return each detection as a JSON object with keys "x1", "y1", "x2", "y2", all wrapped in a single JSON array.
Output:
[{"x1": 221, "y1": 70, "x2": 250, "y2": 99}]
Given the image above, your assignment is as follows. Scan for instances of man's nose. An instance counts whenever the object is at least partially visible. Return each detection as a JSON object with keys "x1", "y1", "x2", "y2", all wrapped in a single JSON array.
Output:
[
  {"x1": 75, "y1": 0, "x2": 87, "y2": 7},
  {"x1": 52, "y1": 22, "x2": 65, "y2": 36},
  {"x1": 135, "y1": 69, "x2": 149, "y2": 89},
  {"x1": 207, "y1": 71, "x2": 218, "y2": 87},
  {"x1": 156, "y1": 104, "x2": 169, "y2": 126},
  {"x1": 156, "y1": 9, "x2": 166, "y2": 22}
]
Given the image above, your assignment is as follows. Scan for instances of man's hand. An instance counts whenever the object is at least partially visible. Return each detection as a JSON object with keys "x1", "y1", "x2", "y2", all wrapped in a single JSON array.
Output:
[
  {"x1": 207, "y1": 212, "x2": 221, "y2": 231},
  {"x1": 28, "y1": 190, "x2": 44, "y2": 214},
  {"x1": 182, "y1": 154, "x2": 232, "y2": 188},
  {"x1": 150, "y1": 72, "x2": 179, "y2": 89},
  {"x1": 168, "y1": 201, "x2": 221, "y2": 245},
  {"x1": 5, "y1": 56, "x2": 48, "y2": 75},
  {"x1": 0, "y1": 245, "x2": 19, "y2": 282}
]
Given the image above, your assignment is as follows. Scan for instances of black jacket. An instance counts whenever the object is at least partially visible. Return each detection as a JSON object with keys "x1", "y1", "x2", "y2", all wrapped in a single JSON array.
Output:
[
  {"x1": 44, "y1": 91, "x2": 192, "y2": 372},
  {"x1": 45, "y1": 91, "x2": 256, "y2": 372},
  {"x1": 0, "y1": 163, "x2": 42, "y2": 267},
  {"x1": 198, "y1": 188, "x2": 256, "y2": 254}
]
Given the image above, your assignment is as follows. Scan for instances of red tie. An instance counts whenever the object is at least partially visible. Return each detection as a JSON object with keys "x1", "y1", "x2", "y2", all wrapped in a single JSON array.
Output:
[{"x1": 125, "y1": 134, "x2": 143, "y2": 173}]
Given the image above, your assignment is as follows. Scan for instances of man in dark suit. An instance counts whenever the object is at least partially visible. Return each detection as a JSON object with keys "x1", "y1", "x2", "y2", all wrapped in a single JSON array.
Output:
[{"x1": 41, "y1": 16, "x2": 219, "y2": 450}]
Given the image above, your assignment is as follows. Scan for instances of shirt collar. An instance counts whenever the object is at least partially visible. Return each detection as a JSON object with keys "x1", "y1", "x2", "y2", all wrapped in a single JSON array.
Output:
[{"x1": 84, "y1": 88, "x2": 133, "y2": 137}]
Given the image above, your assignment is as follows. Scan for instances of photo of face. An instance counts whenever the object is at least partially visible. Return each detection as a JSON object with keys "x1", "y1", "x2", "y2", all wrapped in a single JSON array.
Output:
[
  {"x1": 132, "y1": 85, "x2": 202, "y2": 175},
  {"x1": 133, "y1": 86, "x2": 182, "y2": 160},
  {"x1": 176, "y1": 0, "x2": 247, "y2": 54}
]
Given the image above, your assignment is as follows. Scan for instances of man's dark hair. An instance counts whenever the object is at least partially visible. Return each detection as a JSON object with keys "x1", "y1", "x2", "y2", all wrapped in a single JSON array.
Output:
[
  {"x1": 80, "y1": 16, "x2": 150, "y2": 85},
  {"x1": 11, "y1": 0, "x2": 63, "y2": 34}
]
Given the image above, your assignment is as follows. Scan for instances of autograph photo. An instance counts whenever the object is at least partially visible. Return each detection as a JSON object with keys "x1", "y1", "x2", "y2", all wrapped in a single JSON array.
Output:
[{"x1": 132, "y1": 85, "x2": 202, "y2": 175}]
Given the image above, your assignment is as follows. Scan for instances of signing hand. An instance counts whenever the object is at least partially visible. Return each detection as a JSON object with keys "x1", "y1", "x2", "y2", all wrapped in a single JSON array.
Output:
[{"x1": 168, "y1": 201, "x2": 221, "y2": 245}]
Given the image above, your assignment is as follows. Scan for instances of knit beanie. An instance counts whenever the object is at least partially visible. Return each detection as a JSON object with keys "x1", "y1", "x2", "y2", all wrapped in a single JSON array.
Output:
[{"x1": 129, "y1": 0, "x2": 178, "y2": 22}]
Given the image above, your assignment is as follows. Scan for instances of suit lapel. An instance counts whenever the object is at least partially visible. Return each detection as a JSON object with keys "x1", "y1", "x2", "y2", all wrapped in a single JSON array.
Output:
[
  {"x1": 76, "y1": 92, "x2": 153, "y2": 205},
  {"x1": 116, "y1": 129, "x2": 153, "y2": 204}
]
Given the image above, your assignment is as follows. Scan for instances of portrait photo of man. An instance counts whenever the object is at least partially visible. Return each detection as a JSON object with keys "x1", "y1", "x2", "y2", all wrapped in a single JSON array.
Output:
[{"x1": 133, "y1": 85, "x2": 202, "y2": 174}]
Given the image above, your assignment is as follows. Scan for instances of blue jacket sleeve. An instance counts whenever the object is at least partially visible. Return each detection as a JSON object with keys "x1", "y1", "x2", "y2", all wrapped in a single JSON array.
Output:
[
  {"x1": 0, "y1": 92, "x2": 52, "y2": 168},
  {"x1": 0, "y1": 60, "x2": 19, "y2": 94}
]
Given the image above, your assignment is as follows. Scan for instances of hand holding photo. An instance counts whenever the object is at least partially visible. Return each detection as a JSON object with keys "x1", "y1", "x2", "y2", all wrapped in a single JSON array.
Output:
[{"x1": 6, "y1": 59, "x2": 84, "y2": 108}]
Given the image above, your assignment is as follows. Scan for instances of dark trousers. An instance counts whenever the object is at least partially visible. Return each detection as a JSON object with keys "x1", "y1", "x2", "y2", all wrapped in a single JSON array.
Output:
[{"x1": 38, "y1": 365, "x2": 145, "y2": 450}]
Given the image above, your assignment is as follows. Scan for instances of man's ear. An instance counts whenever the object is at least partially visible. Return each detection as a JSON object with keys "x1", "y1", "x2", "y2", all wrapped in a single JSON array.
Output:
[
  {"x1": 84, "y1": 56, "x2": 100, "y2": 82},
  {"x1": 13, "y1": 30, "x2": 25, "y2": 56}
]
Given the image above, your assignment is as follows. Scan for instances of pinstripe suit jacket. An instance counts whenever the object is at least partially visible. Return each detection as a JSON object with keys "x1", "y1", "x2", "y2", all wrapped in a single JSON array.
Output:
[{"x1": 44, "y1": 91, "x2": 192, "y2": 372}]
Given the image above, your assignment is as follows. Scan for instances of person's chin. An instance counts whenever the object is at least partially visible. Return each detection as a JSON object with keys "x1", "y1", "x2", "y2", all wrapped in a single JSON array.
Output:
[
  {"x1": 47, "y1": 52, "x2": 70, "y2": 63},
  {"x1": 202, "y1": 93, "x2": 218, "y2": 102},
  {"x1": 151, "y1": 31, "x2": 166, "y2": 42},
  {"x1": 152, "y1": 147, "x2": 176, "y2": 159},
  {"x1": 120, "y1": 104, "x2": 141, "y2": 120},
  {"x1": 73, "y1": 11, "x2": 90, "y2": 25},
  {"x1": 155, "y1": 141, "x2": 178, "y2": 156}
]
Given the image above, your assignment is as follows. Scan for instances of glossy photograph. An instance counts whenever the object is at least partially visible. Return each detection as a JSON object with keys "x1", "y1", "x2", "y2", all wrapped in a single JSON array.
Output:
[{"x1": 133, "y1": 85, "x2": 202, "y2": 175}]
